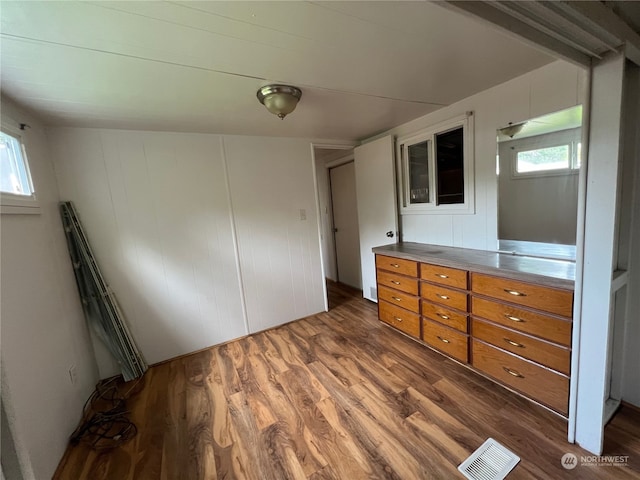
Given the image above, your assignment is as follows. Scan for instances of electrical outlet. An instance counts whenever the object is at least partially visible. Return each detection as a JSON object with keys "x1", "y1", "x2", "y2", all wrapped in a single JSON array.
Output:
[
  {"x1": 299, "y1": 209, "x2": 307, "y2": 221},
  {"x1": 69, "y1": 365, "x2": 78, "y2": 385}
]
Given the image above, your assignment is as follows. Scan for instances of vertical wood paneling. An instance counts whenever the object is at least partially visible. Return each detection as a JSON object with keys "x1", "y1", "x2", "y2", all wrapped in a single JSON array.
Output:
[
  {"x1": 49, "y1": 129, "x2": 325, "y2": 371},
  {"x1": 49, "y1": 129, "x2": 247, "y2": 368},
  {"x1": 402, "y1": 215, "x2": 454, "y2": 246},
  {"x1": 222, "y1": 136, "x2": 325, "y2": 334}
]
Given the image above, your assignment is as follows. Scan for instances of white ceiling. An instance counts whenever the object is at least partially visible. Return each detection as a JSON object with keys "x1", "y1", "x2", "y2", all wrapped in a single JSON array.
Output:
[{"x1": 0, "y1": 1, "x2": 555, "y2": 141}]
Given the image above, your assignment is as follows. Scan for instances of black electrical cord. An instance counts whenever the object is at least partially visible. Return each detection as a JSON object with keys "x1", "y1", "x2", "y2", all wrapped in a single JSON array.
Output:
[{"x1": 70, "y1": 377, "x2": 139, "y2": 450}]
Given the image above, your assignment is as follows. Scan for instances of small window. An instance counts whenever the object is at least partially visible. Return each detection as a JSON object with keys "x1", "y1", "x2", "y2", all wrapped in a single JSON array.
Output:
[
  {"x1": 1, "y1": 130, "x2": 33, "y2": 196},
  {"x1": 516, "y1": 144, "x2": 570, "y2": 173},
  {"x1": 510, "y1": 129, "x2": 581, "y2": 178},
  {"x1": 398, "y1": 113, "x2": 475, "y2": 214},
  {"x1": 1, "y1": 125, "x2": 38, "y2": 214}
]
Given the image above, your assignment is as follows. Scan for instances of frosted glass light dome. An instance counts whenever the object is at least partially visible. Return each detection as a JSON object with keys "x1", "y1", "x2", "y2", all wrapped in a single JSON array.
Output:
[{"x1": 257, "y1": 85, "x2": 302, "y2": 120}]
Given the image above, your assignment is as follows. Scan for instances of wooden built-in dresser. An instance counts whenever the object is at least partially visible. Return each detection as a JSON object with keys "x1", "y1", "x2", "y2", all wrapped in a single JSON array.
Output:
[{"x1": 373, "y1": 242, "x2": 575, "y2": 417}]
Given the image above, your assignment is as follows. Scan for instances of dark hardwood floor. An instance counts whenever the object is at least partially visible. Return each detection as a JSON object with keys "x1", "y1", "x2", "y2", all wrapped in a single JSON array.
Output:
[{"x1": 54, "y1": 281, "x2": 640, "y2": 479}]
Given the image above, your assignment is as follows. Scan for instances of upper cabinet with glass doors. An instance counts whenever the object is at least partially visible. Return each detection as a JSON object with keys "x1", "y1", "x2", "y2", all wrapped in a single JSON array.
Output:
[{"x1": 398, "y1": 113, "x2": 475, "y2": 214}]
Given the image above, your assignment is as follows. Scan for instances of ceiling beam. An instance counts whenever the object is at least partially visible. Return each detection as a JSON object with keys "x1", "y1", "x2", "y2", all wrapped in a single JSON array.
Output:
[
  {"x1": 564, "y1": 1, "x2": 640, "y2": 66},
  {"x1": 440, "y1": 1, "x2": 640, "y2": 68},
  {"x1": 439, "y1": 1, "x2": 592, "y2": 67},
  {"x1": 489, "y1": 1, "x2": 604, "y2": 58}
]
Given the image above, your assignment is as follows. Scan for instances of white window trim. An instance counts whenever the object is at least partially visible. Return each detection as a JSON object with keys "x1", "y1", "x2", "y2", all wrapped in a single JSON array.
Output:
[
  {"x1": 397, "y1": 113, "x2": 475, "y2": 215},
  {"x1": 507, "y1": 128, "x2": 581, "y2": 180},
  {"x1": 1, "y1": 121, "x2": 40, "y2": 215}
]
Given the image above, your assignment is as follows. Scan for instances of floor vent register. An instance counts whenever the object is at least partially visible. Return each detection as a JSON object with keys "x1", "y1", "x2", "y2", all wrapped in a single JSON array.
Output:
[{"x1": 458, "y1": 438, "x2": 521, "y2": 480}]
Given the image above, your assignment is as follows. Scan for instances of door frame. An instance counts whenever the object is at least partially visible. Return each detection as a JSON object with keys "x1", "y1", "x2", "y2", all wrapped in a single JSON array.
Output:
[{"x1": 310, "y1": 143, "x2": 357, "y2": 311}]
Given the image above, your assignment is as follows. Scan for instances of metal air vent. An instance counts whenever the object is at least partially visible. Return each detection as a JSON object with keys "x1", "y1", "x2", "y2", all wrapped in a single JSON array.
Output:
[{"x1": 458, "y1": 438, "x2": 520, "y2": 480}]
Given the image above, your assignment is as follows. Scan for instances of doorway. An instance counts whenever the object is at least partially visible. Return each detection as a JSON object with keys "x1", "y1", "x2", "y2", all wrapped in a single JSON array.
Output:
[
  {"x1": 312, "y1": 145, "x2": 360, "y2": 308},
  {"x1": 329, "y1": 161, "x2": 361, "y2": 289}
]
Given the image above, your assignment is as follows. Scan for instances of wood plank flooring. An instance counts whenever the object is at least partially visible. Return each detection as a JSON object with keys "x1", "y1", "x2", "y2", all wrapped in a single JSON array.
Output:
[{"x1": 54, "y1": 281, "x2": 640, "y2": 479}]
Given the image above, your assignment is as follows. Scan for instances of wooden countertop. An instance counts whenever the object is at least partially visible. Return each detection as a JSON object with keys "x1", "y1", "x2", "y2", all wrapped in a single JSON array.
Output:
[{"x1": 373, "y1": 242, "x2": 575, "y2": 290}]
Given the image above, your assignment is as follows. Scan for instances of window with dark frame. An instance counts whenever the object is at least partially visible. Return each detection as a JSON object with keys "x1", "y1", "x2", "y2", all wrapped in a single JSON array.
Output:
[{"x1": 398, "y1": 113, "x2": 474, "y2": 215}]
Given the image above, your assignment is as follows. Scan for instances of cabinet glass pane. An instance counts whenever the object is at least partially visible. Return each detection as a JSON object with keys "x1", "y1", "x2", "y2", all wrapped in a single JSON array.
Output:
[
  {"x1": 435, "y1": 127, "x2": 464, "y2": 205},
  {"x1": 408, "y1": 140, "x2": 430, "y2": 204}
]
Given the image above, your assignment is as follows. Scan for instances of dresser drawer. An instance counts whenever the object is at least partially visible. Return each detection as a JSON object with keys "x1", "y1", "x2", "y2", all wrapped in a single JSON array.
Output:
[
  {"x1": 421, "y1": 300, "x2": 468, "y2": 332},
  {"x1": 472, "y1": 318, "x2": 570, "y2": 375},
  {"x1": 377, "y1": 269, "x2": 419, "y2": 295},
  {"x1": 422, "y1": 319, "x2": 468, "y2": 363},
  {"x1": 472, "y1": 339, "x2": 569, "y2": 415},
  {"x1": 471, "y1": 273, "x2": 573, "y2": 318},
  {"x1": 376, "y1": 255, "x2": 418, "y2": 277},
  {"x1": 378, "y1": 285, "x2": 420, "y2": 313},
  {"x1": 421, "y1": 282, "x2": 468, "y2": 312},
  {"x1": 379, "y1": 300, "x2": 420, "y2": 338},
  {"x1": 471, "y1": 296, "x2": 572, "y2": 346},
  {"x1": 420, "y1": 263, "x2": 468, "y2": 290}
]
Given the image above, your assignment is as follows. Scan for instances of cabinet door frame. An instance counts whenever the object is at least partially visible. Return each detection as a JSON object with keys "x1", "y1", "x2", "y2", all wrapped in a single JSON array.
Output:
[{"x1": 396, "y1": 112, "x2": 476, "y2": 215}]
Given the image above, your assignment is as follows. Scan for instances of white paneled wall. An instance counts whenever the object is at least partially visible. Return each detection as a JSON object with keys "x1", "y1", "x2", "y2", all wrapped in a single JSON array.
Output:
[
  {"x1": 1, "y1": 98, "x2": 99, "y2": 480},
  {"x1": 49, "y1": 128, "x2": 325, "y2": 374},
  {"x1": 364, "y1": 60, "x2": 585, "y2": 251},
  {"x1": 224, "y1": 136, "x2": 325, "y2": 333}
]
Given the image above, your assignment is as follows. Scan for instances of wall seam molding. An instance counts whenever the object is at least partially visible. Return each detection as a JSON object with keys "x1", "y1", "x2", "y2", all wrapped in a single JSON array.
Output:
[{"x1": 220, "y1": 136, "x2": 250, "y2": 336}]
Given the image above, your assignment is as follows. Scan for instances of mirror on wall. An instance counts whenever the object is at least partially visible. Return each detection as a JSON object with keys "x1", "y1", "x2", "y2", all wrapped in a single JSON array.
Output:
[{"x1": 497, "y1": 105, "x2": 583, "y2": 261}]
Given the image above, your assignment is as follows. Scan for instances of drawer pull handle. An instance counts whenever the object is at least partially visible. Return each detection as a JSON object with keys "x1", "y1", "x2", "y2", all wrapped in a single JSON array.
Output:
[
  {"x1": 391, "y1": 263, "x2": 400, "y2": 268},
  {"x1": 392, "y1": 296, "x2": 402, "y2": 302},
  {"x1": 505, "y1": 314, "x2": 524, "y2": 323},
  {"x1": 393, "y1": 316, "x2": 403, "y2": 322},
  {"x1": 436, "y1": 274, "x2": 449, "y2": 279},
  {"x1": 437, "y1": 336, "x2": 450, "y2": 344},
  {"x1": 503, "y1": 367, "x2": 524, "y2": 378},
  {"x1": 504, "y1": 289, "x2": 526, "y2": 297},
  {"x1": 436, "y1": 313, "x2": 450, "y2": 320},
  {"x1": 391, "y1": 280, "x2": 401, "y2": 285},
  {"x1": 437, "y1": 294, "x2": 450, "y2": 300},
  {"x1": 504, "y1": 338, "x2": 524, "y2": 348}
]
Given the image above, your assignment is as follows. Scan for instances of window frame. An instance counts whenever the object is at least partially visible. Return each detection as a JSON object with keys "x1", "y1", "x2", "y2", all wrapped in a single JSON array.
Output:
[
  {"x1": 397, "y1": 113, "x2": 475, "y2": 215},
  {"x1": 509, "y1": 128, "x2": 581, "y2": 180},
  {"x1": 1, "y1": 122, "x2": 39, "y2": 215}
]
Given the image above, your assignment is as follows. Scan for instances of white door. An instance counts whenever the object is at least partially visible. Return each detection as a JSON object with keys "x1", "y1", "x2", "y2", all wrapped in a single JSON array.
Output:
[
  {"x1": 330, "y1": 162, "x2": 362, "y2": 289},
  {"x1": 354, "y1": 136, "x2": 398, "y2": 302}
]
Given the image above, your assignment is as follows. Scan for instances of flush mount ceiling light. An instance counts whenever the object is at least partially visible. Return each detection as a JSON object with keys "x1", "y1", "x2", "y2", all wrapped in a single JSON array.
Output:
[
  {"x1": 499, "y1": 122, "x2": 526, "y2": 138},
  {"x1": 257, "y1": 84, "x2": 302, "y2": 120}
]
